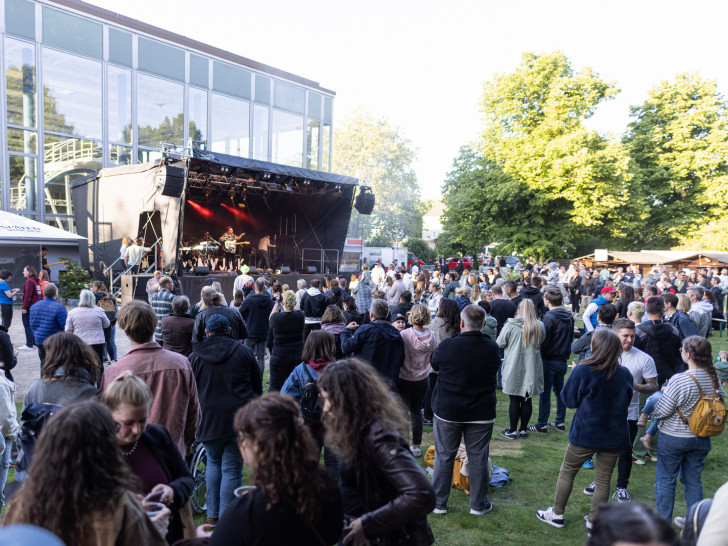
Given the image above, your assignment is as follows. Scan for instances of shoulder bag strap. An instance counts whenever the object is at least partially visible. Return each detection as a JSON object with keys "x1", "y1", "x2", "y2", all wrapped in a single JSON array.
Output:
[
  {"x1": 676, "y1": 372, "x2": 705, "y2": 425},
  {"x1": 303, "y1": 363, "x2": 315, "y2": 383}
]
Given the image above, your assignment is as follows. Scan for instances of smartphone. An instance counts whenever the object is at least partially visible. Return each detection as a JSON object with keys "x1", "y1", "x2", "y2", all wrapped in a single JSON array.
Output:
[{"x1": 143, "y1": 490, "x2": 165, "y2": 503}]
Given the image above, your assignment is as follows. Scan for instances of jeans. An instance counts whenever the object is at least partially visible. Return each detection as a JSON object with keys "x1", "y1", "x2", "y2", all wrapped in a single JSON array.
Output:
[
  {"x1": 202, "y1": 437, "x2": 243, "y2": 519},
  {"x1": 433, "y1": 417, "x2": 493, "y2": 511},
  {"x1": 244, "y1": 338, "x2": 266, "y2": 377},
  {"x1": 21, "y1": 312, "x2": 34, "y2": 348},
  {"x1": 397, "y1": 377, "x2": 428, "y2": 445},
  {"x1": 0, "y1": 435, "x2": 12, "y2": 511},
  {"x1": 104, "y1": 326, "x2": 116, "y2": 361},
  {"x1": 538, "y1": 359, "x2": 567, "y2": 426},
  {"x1": 109, "y1": 326, "x2": 117, "y2": 360},
  {"x1": 654, "y1": 432, "x2": 711, "y2": 521},
  {"x1": 641, "y1": 391, "x2": 662, "y2": 437},
  {"x1": 0, "y1": 304, "x2": 12, "y2": 329},
  {"x1": 616, "y1": 420, "x2": 638, "y2": 489},
  {"x1": 553, "y1": 443, "x2": 620, "y2": 522}
]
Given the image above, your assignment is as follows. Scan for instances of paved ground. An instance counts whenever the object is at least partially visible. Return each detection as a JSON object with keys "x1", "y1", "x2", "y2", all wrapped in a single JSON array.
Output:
[{"x1": 5, "y1": 306, "x2": 132, "y2": 399}]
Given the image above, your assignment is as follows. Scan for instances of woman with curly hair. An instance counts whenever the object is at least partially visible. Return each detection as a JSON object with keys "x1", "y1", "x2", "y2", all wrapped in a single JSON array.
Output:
[
  {"x1": 614, "y1": 285, "x2": 635, "y2": 319},
  {"x1": 200, "y1": 394, "x2": 342, "y2": 545},
  {"x1": 3, "y1": 401, "x2": 169, "y2": 545},
  {"x1": 318, "y1": 359, "x2": 435, "y2": 545}
]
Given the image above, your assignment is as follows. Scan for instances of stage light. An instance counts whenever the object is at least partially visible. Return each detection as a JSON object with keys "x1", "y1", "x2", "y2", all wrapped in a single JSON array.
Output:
[
  {"x1": 262, "y1": 173, "x2": 272, "y2": 180},
  {"x1": 188, "y1": 199, "x2": 214, "y2": 219},
  {"x1": 284, "y1": 184, "x2": 292, "y2": 192},
  {"x1": 303, "y1": 179, "x2": 311, "y2": 185},
  {"x1": 203, "y1": 184, "x2": 212, "y2": 197}
]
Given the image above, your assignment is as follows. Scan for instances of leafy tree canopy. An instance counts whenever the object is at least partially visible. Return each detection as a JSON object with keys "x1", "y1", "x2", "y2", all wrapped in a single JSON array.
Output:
[{"x1": 403, "y1": 237, "x2": 436, "y2": 263}]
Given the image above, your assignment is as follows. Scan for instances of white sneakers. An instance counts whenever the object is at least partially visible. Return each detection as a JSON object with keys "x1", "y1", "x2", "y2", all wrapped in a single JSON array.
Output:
[
  {"x1": 536, "y1": 507, "x2": 564, "y2": 528},
  {"x1": 409, "y1": 446, "x2": 422, "y2": 457}
]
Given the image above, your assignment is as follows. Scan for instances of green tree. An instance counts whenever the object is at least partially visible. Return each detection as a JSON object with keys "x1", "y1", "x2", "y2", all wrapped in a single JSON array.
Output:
[
  {"x1": 333, "y1": 108, "x2": 424, "y2": 242},
  {"x1": 364, "y1": 233, "x2": 393, "y2": 247},
  {"x1": 624, "y1": 73, "x2": 728, "y2": 247},
  {"x1": 403, "y1": 237, "x2": 435, "y2": 263}
]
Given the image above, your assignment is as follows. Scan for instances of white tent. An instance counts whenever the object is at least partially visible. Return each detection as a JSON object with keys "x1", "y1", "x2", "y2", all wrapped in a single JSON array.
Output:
[{"x1": 0, "y1": 211, "x2": 86, "y2": 244}]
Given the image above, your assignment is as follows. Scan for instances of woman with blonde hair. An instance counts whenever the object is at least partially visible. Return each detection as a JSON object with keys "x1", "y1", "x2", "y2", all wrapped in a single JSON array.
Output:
[
  {"x1": 267, "y1": 290, "x2": 304, "y2": 391},
  {"x1": 676, "y1": 293, "x2": 692, "y2": 315},
  {"x1": 471, "y1": 281, "x2": 481, "y2": 304},
  {"x1": 497, "y1": 299, "x2": 545, "y2": 439},
  {"x1": 627, "y1": 301, "x2": 645, "y2": 324}
]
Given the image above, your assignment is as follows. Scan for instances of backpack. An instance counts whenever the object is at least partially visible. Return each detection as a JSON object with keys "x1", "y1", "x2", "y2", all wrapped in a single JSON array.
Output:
[
  {"x1": 676, "y1": 373, "x2": 726, "y2": 437},
  {"x1": 98, "y1": 296, "x2": 116, "y2": 321},
  {"x1": 300, "y1": 365, "x2": 323, "y2": 430},
  {"x1": 16, "y1": 402, "x2": 62, "y2": 481}
]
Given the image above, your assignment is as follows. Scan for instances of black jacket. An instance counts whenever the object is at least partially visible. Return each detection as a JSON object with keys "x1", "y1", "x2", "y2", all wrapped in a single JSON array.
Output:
[
  {"x1": 431, "y1": 331, "x2": 501, "y2": 422},
  {"x1": 239, "y1": 293, "x2": 274, "y2": 339},
  {"x1": 519, "y1": 286, "x2": 547, "y2": 318},
  {"x1": 189, "y1": 334, "x2": 262, "y2": 442},
  {"x1": 634, "y1": 320, "x2": 683, "y2": 383},
  {"x1": 541, "y1": 307, "x2": 575, "y2": 361},
  {"x1": 340, "y1": 320, "x2": 405, "y2": 384},
  {"x1": 300, "y1": 290, "x2": 327, "y2": 319},
  {"x1": 390, "y1": 302, "x2": 415, "y2": 326},
  {"x1": 338, "y1": 422, "x2": 435, "y2": 545},
  {"x1": 267, "y1": 310, "x2": 304, "y2": 354},
  {"x1": 489, "y1": 298, "x2": 516, "y2": 335},
  {"x1": 192, "y1": 306, "x2": 247, "y2": 345},
  {"x1": 0, "y1": 328, "x2": 16, "y2": 380}
]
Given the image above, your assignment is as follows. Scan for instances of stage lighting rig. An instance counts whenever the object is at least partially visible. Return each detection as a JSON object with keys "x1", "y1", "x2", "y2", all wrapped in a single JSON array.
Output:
[{"x1": 203, "y1": 183, "x2": 212, "y2": 197}]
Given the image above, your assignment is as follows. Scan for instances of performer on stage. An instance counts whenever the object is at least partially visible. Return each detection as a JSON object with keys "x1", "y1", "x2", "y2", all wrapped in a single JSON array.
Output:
[
  {"x1": 220, "y1": 227, "x2": 246, "y2": 271},
  {"x1": 257, "y1": 235, "x2": 276, "y2": 270}
]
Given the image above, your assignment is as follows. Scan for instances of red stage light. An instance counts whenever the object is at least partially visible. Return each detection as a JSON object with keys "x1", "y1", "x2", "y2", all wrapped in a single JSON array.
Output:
[
  {"x1": 221, "y1": 203, "x2": 259, "y2": 227},
  {"x1": 187, "y1": 199, "x2": 214, "y2": 219}
]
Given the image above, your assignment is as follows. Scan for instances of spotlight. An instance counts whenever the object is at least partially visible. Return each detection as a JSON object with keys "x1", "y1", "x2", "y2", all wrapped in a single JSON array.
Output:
[
  {"x1": 203, "y1": 184, "x2": 212, "y2": 197},
  {"x1": 284, "y1": 184, "x2": 292, "y2": 192},
  {"x1": 262, "y1": 173, "x2": 272, "y2": 180}
]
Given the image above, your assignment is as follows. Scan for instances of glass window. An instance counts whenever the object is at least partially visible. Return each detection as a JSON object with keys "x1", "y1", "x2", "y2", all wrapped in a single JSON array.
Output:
[
  {"x1": 272, "y1": 110, "x2": 303, "y2": 167},
  {"x1": 7, "y1": 128, "x2": 37, "y2": 154},
  {"x1": 190, "y1": 54, "x2": 209, "y2": 88},
  {"x1": 43, "y1": 134, "x2": 101, "y2": 216},
  {"x1": 42, "y1": 48, "x2": 102, "y2": 139},
  {"x1": 108, "y1": 28, "x2": 132, "y2": 67},
  {"x1": 46, "y1": 216, "x2": 76, "y2": 233},
  {"x1": 137, "y1": 73, "x2": 184, "y2": 147},
  {"x1": 211, "y1": 93, "x2": 249, "y2": 157},
  {"x1": 109, "y1": 144, "x2": 133, "y2": 166},
  {"x1": 274, "y1": 81, "x2": 305, "y2": 115},
  {"x1": 324, "y1": 97, "x2": 333, "y2": 124},
  {"x1": 9, "y1": 155, "x2": 37, "y2": 212},
  {"x1": 306, "y1": 119, "x2": 319, "y2": 170},
  {"x1": 322, "y1": 123, "x2": 331, "y2": 172},
  {"x1": 255, "y1": 75, "x2": 271, "y2": 105},
  {"x1": 138, "y1": 37, "x2": 185, "y2": 81},
  {"x1": 42, "y1": 6, "x2": 102, "y2": 59},
  {"x1": 213, "y1": 61, "x2": 251, "y2": 99},
  {"x1": 308, "y1": 92, "x2": 322, "y2": 120},
  {"x1": 138, "y1": 148, "x2": 162, "y2": 163},
  {"x1": 108, "y1": 65, "x2": 132, "y2": 143},
  {"x1": 253, "y1": 104, "x2": 269, "y2": 161},
  {"x1": 5, "y1": 37, "x2": 36, "y2": 128},
  {"x1": 5, "y1": 0, "x2": 35, "y2": 40},
  {"x1": 188, "y1": 87, "x2": 207, "y2": 148}
]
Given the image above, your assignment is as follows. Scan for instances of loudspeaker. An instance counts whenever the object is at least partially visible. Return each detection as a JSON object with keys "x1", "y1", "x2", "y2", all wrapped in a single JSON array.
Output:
[
  {"x1": 247, "y1": 266, "x2": 258, "y2": 274},
  {"x1": 194, "y1": 266, "x2": 210, "y2": 275},
  {"x1": 306, "y1": 266, "x2": 317, "y2": 274},
  {"x1": 354, "y1": 192, "x2": 375, "y2": 215},
  {"x1": 155, "y1": 165, "x2": 185, "y2": 197},
  {"x1": 280, "y1": 266, "x2": 291, "y2": 274}
]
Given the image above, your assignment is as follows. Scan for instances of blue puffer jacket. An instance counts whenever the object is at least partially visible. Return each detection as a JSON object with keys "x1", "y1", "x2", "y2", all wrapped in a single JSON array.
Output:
[{"x1": 29, "y1": 298, "x2": 68, "y2": 345}]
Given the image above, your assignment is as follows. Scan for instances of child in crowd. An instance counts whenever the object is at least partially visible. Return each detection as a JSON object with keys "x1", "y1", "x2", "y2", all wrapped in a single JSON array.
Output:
[
  {"x1": 637, "y1": 383, "x2": 668, "y2": 452},
  {"x1": 716, "y1": 350, "x2": 728, "y2": 386}
]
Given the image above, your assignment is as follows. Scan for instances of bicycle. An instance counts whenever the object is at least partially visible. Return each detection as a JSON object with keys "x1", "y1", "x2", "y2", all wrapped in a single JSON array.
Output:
[{"x1": 189, "y1": 442, "x2": 207, "y2": 514}]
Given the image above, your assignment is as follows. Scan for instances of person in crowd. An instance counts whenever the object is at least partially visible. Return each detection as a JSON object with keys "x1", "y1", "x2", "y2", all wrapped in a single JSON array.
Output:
[
  {"x1": 397, "y1": 304, "x2": 435, "y2": 458},
  {"x1": 583, "y1": 286, "x2": 617, "y2": 332},
  {"x1": 28, "y1": 283, "x2": 67, "y2": 368},
  {"x1": 571, "y1": 304, "x2": 617, "y2": 361},
  {"x1": 652, "y1": 335, "x2": 725, "y2": 527},
  {"x1": 189, "y1": 286, "x2": 208, "y2": 319},
  {"x1": 531, "y1": 287, "x2": 574, "y2": 434},
  {"x1": 414, "y1": 273, "x2": 427, "y2": 302},
  {"x1": 349, "y1": 272, "x2": 360, "y2": 292},
  {"x1": 370, "y1": 262, "x2": 385, "y2": 290},
  {"x1": 146, "y1": 270, "x2": 162, "y2": 304},
  {"x1": 102, "y1": 301, "x2": 201, "y2": 458},
  {"x1": 585, "y1": 502, "x2": 679, "y2": 546},
  {"x1": 425, "y1": 282, "x2": 442, "y2": 318},
  {"x1": 65, "y1": 289, "x2": 109, "y2": 366},
  {"x1": 391, "y1": 313, "x2": 406, "y2": 331},
  {"x1": 387, "y1": 273, "x2": 407, "y2": 307},
  {"x1": 0, "y1": 358, "x2": 17, "y2": 513},
  {"x1": 431, "y1": 304, "x2": 500, "y2": 516},
  {"x1": 19, "y1": 265, "x2": 42, "y2": 351},
  {"x1": 568, "y1": 272, "x2": 582, "y2": 317},
  {"x1": 320, "y1": 305, "x2": 347, "y2": 358},
  {"x1": 0, "y1": 326, "x2": 17, "y2": 381},
  {"x1": 233, "y1": 265, "x2": 254, "y2": 301},
  {"x1": 489, "y1": 284, "x2": 517, "y2": 338},
  {"x1": 37, "y1": 270, "x2": 50, "y2": 299},
  {"x1": 663, "y1": 292, "x2": 699, "y2": 340},
  {"x1": 687, "y1": 286, "x2": 712, "y2": 337},
  {"x1": 161, "y1": 295, "x2": 194, "y2": 357},
  {"x1": 454, "y1": 286, "x2": 471, "y2": 311},
  {"x1": 477, "y1": 300, "x2": 498, "y2": 340},
  {"x1": 3, "y1": 401, "x2": 170, "y2": 545},
  {"x1": 91, "y1": 281, "x2": 118, "y2": 363},
  {"x1": 503, "y1": 280, "x2": 521, "y2": 309},
  {"x1": 498, "y1": 299, "x2": 545, "y2": 439},
  {"x1": 230, "y1": 289, "x2": 244, "y2": 309},
  {"x1": 200, "y1": 394, "x2": 342, "y2": 545},
  {"x1": 342, "y1": 297, "x2": 362, "y2": 325},
  {"x1": 191, "y1": 287, "x2": 247, "y2": 345},
  {"x1": 23, "y1": 332, "x2": 100, "y2": 410},
  {"x1": 102, "y1": 371, "x2": 194, "y2": 544},
  {"x1": 300, "y1": 278, "x2": 328, "y2": 342},
  {"x1": 188, "y1": 314, "x2": 262, "y2": 524},
  {"x1": 293, "y1": 278, "x2": 307, "y2": 311},
  {"x1": 0, "y1": 270, "x2": 19, "y2": 330},
  {"x1": 267, "y1": 290, "x2": 304, "y2": 391},
  {"x1": 326, "y1": 285, "x2": 345, "y2": 309},
  {"x1": 318, "y1": 359, "x2": 436, "y2": 544},
  {"x1": 627, "y1": 300, "x2": 646, "y2": 323},
  {"x1": 537, "y1": 329, "x2": 633, "y2": 531},
  {"x1": 634, "y1": 297, "x2": 682, "y2": 385},
  {"x1": 151, "y1": 277, "x2": 176, "y2": 347},
  {"x1": 391, "y1": 290, "x2": 416, "y2": 323},
  {"x1": 207, "y1": 282, "x2": 227, "y2": 307},
  {"x1": 340, "y1": 299, "x2": 405, "y2": 386},
  {"x1": 520, "y1": 276, "x2": 547, "y2": 318},
  {"x1": 441, "y1": 273, "x2": 460, "y2": 300},
  {"x1": 352, "y1": 271, "x2": 372, "y2": 322},
  {"x1": 614, "y1": 286, "x2": 636, "y2": 319}
]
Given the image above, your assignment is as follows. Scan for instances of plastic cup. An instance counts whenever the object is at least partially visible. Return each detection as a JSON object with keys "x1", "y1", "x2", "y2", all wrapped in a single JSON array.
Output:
[
  {"x1": 144, "y1": 501, "x2": 165, "y2": 519},
  {"x1": 234, "y1": 485, "x2": 257, "y2": 497}
]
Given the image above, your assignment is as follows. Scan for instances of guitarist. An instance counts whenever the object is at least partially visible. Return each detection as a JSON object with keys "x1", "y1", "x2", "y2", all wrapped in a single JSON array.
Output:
[{"x1": 219, "y1": 227, "x2": 246, "y2": 272}]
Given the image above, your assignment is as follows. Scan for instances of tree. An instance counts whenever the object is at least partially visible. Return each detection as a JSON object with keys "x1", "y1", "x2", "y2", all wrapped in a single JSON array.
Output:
[
  {"x1": 403, "y1": 238, "x2": 435, "y2": 263},
  {"x1": 364, "y1": 233, "x2": 393, "y2": 247},
  {"x1": 333, "y1": 108, "x2": 424, "y2": 242},
  {"x1": 624, "y1": 73, "x2": 728, "y2": 247}
]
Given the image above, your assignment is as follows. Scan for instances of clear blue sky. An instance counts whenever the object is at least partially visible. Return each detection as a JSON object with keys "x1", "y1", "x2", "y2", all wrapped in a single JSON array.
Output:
[{"x1": 91, "y1": 0, "x2": 728, "y2": 201}]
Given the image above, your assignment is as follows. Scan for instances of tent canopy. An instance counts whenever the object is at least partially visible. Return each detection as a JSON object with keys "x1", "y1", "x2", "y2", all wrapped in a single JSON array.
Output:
[{"x1": 0, "y1": 211, "x2": 86, "y2": 244}]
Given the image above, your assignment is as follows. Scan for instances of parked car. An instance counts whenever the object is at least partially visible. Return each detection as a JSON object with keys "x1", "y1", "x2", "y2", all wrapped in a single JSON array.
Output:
[
  {"x1": 445, "y1": 257, "x2": 473, "y2": 270},
  {"x1": 407, "y1": 252, "x2": 425, "y2": 272}
]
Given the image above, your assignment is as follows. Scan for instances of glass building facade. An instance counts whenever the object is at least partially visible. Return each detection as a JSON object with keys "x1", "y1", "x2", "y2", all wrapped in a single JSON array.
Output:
[{"x1": 0, "y1": 0, "x2": 335, "y2": 232}]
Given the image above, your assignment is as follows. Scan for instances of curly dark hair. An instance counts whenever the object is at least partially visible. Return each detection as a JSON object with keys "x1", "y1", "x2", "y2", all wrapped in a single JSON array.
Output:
[
  {"x1": 436, "y1": 298, "x2": 461, "y2": 337},
  {"x1": 234, "y1": 394, "x2": 331, "y2": 526},
  {"x1": 318, "y1": 358, "x2": 408, "y2": 462},
  {"x1": 42, "y1": 332, "x2": 102, "y2": 384},
  {"x1": 4, "y1": 402, "x2": 137, "y2": 545}
]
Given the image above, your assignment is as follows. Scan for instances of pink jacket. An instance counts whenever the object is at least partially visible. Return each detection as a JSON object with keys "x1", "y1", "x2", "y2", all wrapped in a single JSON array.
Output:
[{"x1": 399, "y1": 327, "x2": 435, "y2": 381}]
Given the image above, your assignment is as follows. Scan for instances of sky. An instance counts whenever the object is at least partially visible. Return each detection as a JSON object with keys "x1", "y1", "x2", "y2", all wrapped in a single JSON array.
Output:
[{"x1": 90, "y1": 0, "x2": 728, "y2": 201}]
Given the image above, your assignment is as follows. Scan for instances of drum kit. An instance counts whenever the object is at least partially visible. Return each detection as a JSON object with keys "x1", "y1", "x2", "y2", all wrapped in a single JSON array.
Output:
[{"x1": 179, "y1": 235, "x2": 251, "y2": 271}]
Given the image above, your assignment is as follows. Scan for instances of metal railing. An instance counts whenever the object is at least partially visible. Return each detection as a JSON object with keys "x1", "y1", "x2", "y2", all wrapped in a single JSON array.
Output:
[
  {"x1": 104, "y1": 237, "x2": 162, "y2": 299},
  {"x1": 302, "y1": 248, "x2": 340, "y2": 274}
]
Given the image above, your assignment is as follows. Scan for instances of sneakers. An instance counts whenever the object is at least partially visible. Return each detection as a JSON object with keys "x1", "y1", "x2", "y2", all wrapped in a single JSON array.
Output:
[
  {"x1": 410, "y1": 446, "x2": 422, "y2": 457},
  {"x1": 584, "y1": 515, "x2": 593, "y2": 530},
  {"x1": 643, "y1": 453, "x2": 658, "y2": 462},
  {"x1": 536, "y1": 507, "x2": 564, "y2": 528},
  {"x1": 470, "y1": 501, "x2": 493, "y2": 516},
  {"x1": 583, "y1": 482, "x2": 596, "y2": 496},
  {"x1": 432, "y1": 507, "x2": 448, "y2": 515},
  {"x1": 631, "y1": 456, "x2": 646, "y2": 466},
  {"x1": 17, "y1": 345, "x2": 34, "y2": 351},
  {"x1": 500, "y1": 429, "x2": 518, "y2": 440},
  {"x1": 519, "y1": 430, "x2": 529, "y2": 439},
  {"x1": 527, "y1": 424, "x2": 548, "y2": 434},
  {"x1": 674, "y1": 516, "x2": 685, "y2": 529},
  {"x1": 582, "y1": 458, "x2": 594, "y2": 469},
  {"x1": 546, "y1": 422, "x2": 566, "y2": 431},
  {"x1": 613, "y1": 488, "x2": 631, "y2": 502}
]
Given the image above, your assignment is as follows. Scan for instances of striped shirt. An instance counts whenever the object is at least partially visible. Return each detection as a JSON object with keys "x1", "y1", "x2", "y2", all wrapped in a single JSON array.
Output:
[
  {"x1": 653, "y1": 369, "x2": 726, "y2": 438},
  {"x1": 65, "y1": 306, "x2": 110, "y2": 345},
  {"x1": 151, "y1": 289, "x2": 175, "y2": 342}
]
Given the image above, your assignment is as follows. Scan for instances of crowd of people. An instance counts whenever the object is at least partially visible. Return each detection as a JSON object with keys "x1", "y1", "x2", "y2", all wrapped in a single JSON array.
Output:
[{"x1": 0, "y1": 257, "x2": 725, "y2": 545}]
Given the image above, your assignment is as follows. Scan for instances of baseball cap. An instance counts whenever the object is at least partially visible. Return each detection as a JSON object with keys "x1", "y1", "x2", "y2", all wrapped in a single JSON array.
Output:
[
  {"x1": 390, "y1": 313, "x2": 406, "y2": 324},
  {"x1": 600, "y1": 286, "x2": 617, "y2": 294},
  {"x1": 206, "y1": 314, "x2": 231, "y2": 333}
]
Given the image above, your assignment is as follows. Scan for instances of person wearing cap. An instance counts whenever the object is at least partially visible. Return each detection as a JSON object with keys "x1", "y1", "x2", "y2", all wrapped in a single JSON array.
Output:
[
  {"x1": 391, "y1": 313, "x2": 407, "y2": 331},
  {"x1": 188, "y1": 313, "x2": 262, "y2": 525},
  {"x1": 582, "y1": 286, "x2": 617, "y2": 332},
  {"x1": 233, "y1": 265, "x2": 254, "y2": 300}
]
